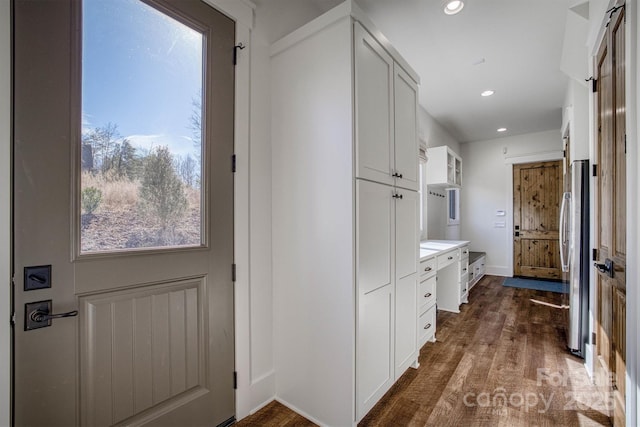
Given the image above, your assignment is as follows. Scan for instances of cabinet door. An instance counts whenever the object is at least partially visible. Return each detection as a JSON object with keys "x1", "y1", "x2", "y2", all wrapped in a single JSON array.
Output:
[
  {"x1": 357, "y1": 284, "x2": 394, "y2": 421},
  {"x1": 394, "y1": 189, "x2": 419, "y2": 377},
  {"x1": 357, "y1": 180, "x2": 393, "y2": 295},
  {"x1": 354, "y1": 23, "x2": 394, "y2": 186},
  {"x1": 356, "y1": 180, "x2": 394, "y2": 420},
  {"x1": 393, "y1": 64, "x2": 419, "y2": 191}
]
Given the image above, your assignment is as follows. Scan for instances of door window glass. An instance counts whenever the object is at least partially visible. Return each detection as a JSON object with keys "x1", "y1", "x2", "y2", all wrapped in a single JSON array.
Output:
[{"x1": 81, "y1": 0, "x2": 204, "y2": 253}]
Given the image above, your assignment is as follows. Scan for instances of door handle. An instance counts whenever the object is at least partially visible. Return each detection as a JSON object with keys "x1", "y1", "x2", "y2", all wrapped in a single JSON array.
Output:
[
  {"x1": 30, "y1": 309, "x2": 78, "y2": 323},
  {"x1": 25, "y1": 299, "x2": 78, "y2": 331},
  {"x1": 594, "y1": 258, "x2": 614, "y2": 278}
]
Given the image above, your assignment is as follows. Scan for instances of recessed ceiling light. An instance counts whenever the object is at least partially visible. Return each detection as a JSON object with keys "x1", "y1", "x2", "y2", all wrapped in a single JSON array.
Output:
[
  {"x1": 497, "y1": 128, "x2": 507, "y2": 132},
  {"x1": 481, "y1": 90, "x2": 495, "y2": 97},
  {"x1": 444, "y1": 0, "x2": 464, "y2": 15}
]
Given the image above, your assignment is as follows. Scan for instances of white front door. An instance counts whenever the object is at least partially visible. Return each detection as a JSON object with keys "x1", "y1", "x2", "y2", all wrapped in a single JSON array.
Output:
[{"x1": 13, "y1": 0, "x2": 236, "y2": 425}]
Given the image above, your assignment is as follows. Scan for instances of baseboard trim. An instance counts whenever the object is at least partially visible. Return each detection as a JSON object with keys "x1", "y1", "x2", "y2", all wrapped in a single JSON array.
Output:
[
  {"x1": 486, "y1": 266, "x2": 511, "y2": 277},
  {"x1": 274, "y1": 397, "x2": 330, "y2": 427},
  {"x1": 249, "y1": 370, "x2": 276, "y2": 415}
]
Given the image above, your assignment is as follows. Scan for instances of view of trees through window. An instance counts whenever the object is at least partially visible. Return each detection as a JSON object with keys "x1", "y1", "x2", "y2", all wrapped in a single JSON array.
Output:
[{"x1": 80, "y1": 0, "x2": 204, "y2": 253}]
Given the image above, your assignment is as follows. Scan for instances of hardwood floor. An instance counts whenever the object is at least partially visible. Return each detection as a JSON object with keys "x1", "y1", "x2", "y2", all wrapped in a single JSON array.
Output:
[{"x1": 236, "y1": 276, "x2": 611, "y2": 427}]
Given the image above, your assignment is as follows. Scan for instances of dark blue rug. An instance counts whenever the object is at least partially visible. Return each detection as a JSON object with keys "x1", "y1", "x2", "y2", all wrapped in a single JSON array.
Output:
[{"x1": 503, "y1": 277, "x2": 567, "y2": 293}]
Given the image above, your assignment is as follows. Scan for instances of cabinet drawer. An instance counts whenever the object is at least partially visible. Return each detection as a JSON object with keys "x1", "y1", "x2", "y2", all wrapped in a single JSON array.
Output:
[
  {"x1": 459, "y1": 273, "x2": 469, "y2": 295},
  {"x1": 419, "y1": 275, "x2": 436, "y2": 312},
  {"x1": 418, "y1": 305, "x2": 436, "y2": 345},
  {"x1": 437, "y1": 250, "x2": 458, "y2": 269},
  {"x1": 460, "y1": 261, "x2": 469, "y2": 278},
  {"x1": 419, "y1": 257, "x2": 436, "y2": 277},
  {"x1": 460, "y1": 246, "x2": 470, "y2": 260}
]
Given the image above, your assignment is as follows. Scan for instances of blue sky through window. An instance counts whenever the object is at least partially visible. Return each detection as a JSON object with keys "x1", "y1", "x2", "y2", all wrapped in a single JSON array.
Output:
[{"x1": 82, "y1": 0, "x2": 203, "y2": 159}]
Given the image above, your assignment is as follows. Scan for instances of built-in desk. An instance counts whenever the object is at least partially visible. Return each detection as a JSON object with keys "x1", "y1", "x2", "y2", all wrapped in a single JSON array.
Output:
[{"x1": 418, "y1": 240, "x2": 470, "y2": 347}]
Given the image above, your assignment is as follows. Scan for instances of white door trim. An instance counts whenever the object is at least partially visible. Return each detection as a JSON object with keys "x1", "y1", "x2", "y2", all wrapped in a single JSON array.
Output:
[
  {"x1": 1, "y1": 0, "x2": 12, "y2": 424},
  {"x1": 626, "y1": 1, "x2": 639, "y2": 425}
]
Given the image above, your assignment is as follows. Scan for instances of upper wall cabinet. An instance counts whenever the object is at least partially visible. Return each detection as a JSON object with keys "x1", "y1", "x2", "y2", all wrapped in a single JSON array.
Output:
[
  {"x1": 355, "y1": 23, "x2": 419, "y2": 191},
  {"x1": 426, "y1": 145, "x2": 462, "y2": 188}
]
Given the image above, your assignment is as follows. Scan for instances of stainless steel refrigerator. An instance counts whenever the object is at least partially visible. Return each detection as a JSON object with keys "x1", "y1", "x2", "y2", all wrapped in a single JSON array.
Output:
[{"x1": 559, "y1": 159, "x2": 589, "y2": 357}]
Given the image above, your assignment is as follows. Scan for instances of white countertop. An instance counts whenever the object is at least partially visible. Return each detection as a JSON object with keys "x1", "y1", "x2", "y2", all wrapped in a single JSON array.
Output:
[{"x1": 419, "y1": 240, "x2": 470, "y2": 261}]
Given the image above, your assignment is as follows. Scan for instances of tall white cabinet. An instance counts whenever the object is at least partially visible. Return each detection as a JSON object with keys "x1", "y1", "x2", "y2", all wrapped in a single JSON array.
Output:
[{"x1": 271, "y1": 2, "x2": 420, "y2": 425}]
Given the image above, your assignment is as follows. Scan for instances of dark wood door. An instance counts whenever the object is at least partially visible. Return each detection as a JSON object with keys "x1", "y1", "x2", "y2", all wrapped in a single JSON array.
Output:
[
  {"x1": 594, "y1": 5, "x2": 626, "y2": 426},
  {"x1": 513, "y1": 161, "x2": 563, "y2": 279}
]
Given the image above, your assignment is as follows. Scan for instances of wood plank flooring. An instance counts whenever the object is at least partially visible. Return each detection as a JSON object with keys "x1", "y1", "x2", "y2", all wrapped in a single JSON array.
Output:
[{"x1": 235, "y1": 276, "x2": 611, "y2": 427}]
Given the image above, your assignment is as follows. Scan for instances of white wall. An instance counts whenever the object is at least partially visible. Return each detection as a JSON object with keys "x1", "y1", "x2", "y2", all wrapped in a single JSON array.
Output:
[
  {"x1": 0, "y1": 0, "x2": 11, "y2": 424},
  {"x1": 418, "y1": 106, "x2": 460, "y2": 153},
  {"x1": 242, "y1": 0, "x2": 344, "y2": 417},
  {"x1": 426, "y1": 189, "x2": 447, "y2": 240},
  {"x1": 419, "y1": 106, "x2": 461, "y2": 240},
  {"x1": 460, "y1": 129, "x2": 562, "y2": 276},
  {"x1": 563, "y1": 78, "x2": 590, "y2": 161}
]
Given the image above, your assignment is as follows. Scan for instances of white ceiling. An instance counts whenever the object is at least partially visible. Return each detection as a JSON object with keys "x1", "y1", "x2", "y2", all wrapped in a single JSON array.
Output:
[{"x1": 263, "y1": 0, "x2": 575, "y2": 143}]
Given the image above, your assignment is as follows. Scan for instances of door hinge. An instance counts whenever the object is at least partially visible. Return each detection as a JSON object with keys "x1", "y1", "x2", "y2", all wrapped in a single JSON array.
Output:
[
  {"x1": 625, "y1": 134, "x2": 627, "y2": 154},
  {"x1": 231, "y1": 154, "x2": 236, "y2": 173},
  {"x1": 232, "y1": 264, "x2": 236, "y2": 282},
  {"x1": 10, "y1": 313, "x2": 15, "y2": 327},
  {"x1": 233, "y1": 371, "x2": 238, "y2": 389},
  {"x1": 592, "y1": 248, "x2": 598, "y2": 261},
  {"x1": 592, "y1": 332, "x2": 596, "y2": 345},
  {"x1": 592, "y1": 78, "x2": 597, "y2": 92},
  {"x1": 233, "y1": 43, "x2": 246, "y2": 66},
  {"x1": 563, "y1": 150, "x2": 566, "y2": 158},
  {"x1": 592, "y1": 164, "x2": 597, "y2": 177}
]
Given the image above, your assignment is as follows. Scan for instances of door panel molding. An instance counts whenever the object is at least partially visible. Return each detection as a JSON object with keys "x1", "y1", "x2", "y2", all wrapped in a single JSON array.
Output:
[{"x1": 80, "y1": 278, "x2": 206, "y2": 426}]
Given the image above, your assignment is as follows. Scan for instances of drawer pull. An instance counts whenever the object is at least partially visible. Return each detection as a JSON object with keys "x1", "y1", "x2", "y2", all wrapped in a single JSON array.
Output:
[
  {"x1": 424, "y1": 292, "x2": 432, "y2": 298},
  {"x1": 463, "y1": 267, "x2": 467, "y2": 272},
  {"x1": 448, "y1": 256, "x2": 453, "y2": 260},
  {"x1": 424, "y1": 323, "x2": 432, "y2": 330},
  {"x1": 424, "y1": 266, "x2": 432, "y2": 272}
]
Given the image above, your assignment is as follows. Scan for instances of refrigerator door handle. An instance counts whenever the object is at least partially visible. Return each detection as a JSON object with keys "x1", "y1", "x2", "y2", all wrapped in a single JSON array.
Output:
[{"x1": 559, "y1": 192, "x2": 570, "y2": 272}]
